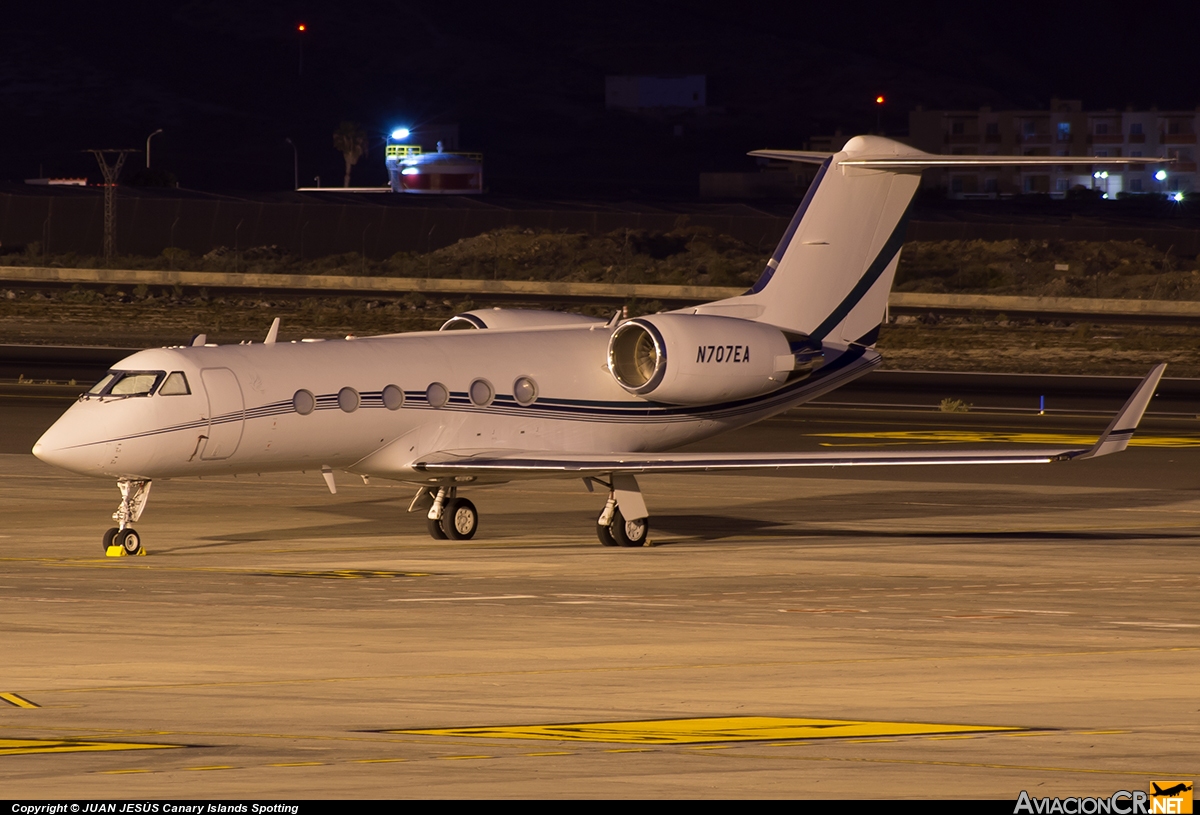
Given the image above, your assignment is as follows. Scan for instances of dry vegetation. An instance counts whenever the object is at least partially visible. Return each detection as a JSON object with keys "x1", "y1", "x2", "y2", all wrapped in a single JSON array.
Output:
[
  {"x1": 897, "y1": 239, "x2": 1200, "y2": 300},
  {"x1": 3, "y1": 230, "x2": 1200, "y2": 375}
]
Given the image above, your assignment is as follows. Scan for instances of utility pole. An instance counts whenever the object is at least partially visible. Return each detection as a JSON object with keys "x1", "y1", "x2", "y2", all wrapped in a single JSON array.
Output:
[{"x1": 85, "y1": 149, "x2": 138, "y2": 264}]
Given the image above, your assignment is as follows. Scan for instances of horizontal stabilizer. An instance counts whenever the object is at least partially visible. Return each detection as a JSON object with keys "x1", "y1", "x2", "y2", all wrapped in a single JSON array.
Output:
[{"x1": 750, "y1": 149, "x2": 1170, "y2": 170}]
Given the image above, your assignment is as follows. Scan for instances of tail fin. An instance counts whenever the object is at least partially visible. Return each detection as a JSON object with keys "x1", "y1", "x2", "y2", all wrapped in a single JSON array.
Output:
[
  {"x1": 691, "y1": 135, "x2": 1169, "y2": 346},
  {"x1": 694, "y1": 136, "x2": 922, "y2": 346}
]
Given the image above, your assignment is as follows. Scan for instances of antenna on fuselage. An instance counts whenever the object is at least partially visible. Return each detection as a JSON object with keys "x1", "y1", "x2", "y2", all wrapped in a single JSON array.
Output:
[
  {"x1": 264, "y1": 317, "x2": 281, "y2": 345},
  {"x1": 190, "y1": 333, "x2": 207, "y2": 347}
]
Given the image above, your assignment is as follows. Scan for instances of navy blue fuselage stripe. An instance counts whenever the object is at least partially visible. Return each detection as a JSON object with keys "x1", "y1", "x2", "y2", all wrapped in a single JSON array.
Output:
[
  {"x1": 73, "y1": 347, "x2": 875, "y2": 447},
  {"x1": 808, "y1": 198, "x2": 914, "y2": 342},
  {"x1": 747, "y1": 157, "x2": 833, "y2": 295}
]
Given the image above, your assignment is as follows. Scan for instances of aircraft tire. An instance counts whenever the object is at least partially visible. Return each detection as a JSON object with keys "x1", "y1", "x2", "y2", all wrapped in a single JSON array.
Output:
[
  {"x1": 117, "y1": 528, "x2": 142, "y2": 556},
  {"x1": 442, "y1": 498, "x2": 478, "y2": 540},
  {"x1": 610, "y1": 508, "x2": 648, "y2": 548},
  {"x1": 596, "y1": 522, "x2": 618, "y2": 547},
  {"x1": 102, "y1": 527, "x2": 120, "y2": 552},
  {"x1": 426, "y1": 515, "x2": 448, "y2": 540}
]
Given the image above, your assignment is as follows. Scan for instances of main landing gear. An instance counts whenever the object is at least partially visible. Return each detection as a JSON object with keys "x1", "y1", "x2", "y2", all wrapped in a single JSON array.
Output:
[
  {"x1": 592, "y1": 474, "x2": 650, "y2": 547},
  {"x1": 414, "y1": 486, "x2": 479, "y2": 540},
  {"x1": 104, "y1": 479, "x2": 151, "y2": 557},
  {"x1": 410, "y1": 473, "x2": 650, "y2": 547}
]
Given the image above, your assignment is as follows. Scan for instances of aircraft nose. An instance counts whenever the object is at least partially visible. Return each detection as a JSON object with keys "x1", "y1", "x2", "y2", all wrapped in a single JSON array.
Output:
[{"x1": 33, "y1": 417, "x2": 99, "y2": 475}]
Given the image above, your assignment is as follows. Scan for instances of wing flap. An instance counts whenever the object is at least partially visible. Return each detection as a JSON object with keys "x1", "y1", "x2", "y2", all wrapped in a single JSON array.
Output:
[{"x1": 413, "y1": 446, "x2": 1081, "y2": 478}]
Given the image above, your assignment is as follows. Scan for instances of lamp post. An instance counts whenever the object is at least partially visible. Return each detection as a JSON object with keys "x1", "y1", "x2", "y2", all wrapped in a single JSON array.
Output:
[
  {"x1": 285, "y1": 138, "x2": 299, "y2": 190},
  {"x1": 145, "y1": 129, "x2": 163, "y2": 169}
]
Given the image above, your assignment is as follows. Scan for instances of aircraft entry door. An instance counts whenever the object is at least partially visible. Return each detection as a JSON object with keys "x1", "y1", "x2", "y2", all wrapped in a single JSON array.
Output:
[{"x1": 199, "y1": 367, "x2": 245, "y2": 460}]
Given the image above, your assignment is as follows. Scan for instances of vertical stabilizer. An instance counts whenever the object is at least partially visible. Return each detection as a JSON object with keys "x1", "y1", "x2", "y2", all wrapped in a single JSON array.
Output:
[{"x1": 693, "y1": 136, "x2": 923, "y2": 346}]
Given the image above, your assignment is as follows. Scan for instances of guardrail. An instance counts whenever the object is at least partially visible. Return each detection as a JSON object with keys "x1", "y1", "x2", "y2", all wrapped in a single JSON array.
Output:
[
  {"x1": 0, "y1": 266, "x2": 739, "y2": 305},
  {"x1": 3, "y1": 266, "x2": 1200, "y2": 323}
]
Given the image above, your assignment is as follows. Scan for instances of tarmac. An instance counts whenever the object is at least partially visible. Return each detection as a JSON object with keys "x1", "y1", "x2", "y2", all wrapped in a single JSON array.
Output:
[{"x1": 1, "y1": 399, "x2": 1198, "y2": 798}]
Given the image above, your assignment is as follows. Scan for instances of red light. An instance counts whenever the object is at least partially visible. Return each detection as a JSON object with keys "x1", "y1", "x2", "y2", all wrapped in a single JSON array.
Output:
[
  {"x1": 875, "y1": 95, "x2": 885, "y2": 105},
  {"x1": 297, "y1": 23, "x2": 307, "y2": 32}
]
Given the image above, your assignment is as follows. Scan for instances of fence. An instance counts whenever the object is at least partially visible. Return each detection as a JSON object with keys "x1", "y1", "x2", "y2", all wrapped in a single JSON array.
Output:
[{"x1": 4, "y1": 190, "x2": 1200, "y2": 259}]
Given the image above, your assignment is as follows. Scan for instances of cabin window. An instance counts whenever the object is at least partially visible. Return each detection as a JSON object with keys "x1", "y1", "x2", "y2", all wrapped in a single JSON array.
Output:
[
  {"x1": 469, "y1": 379, "x2": 494, "y2": 407},
  {"x1": 382, "y1": 384, "x2": 405, "y2": 410},
  {"x1": 159, "y1": 372, "x2": 190, "y2": 396},
  {"x1": 293, "y1": 389, "x2": 316, "y2": 415},
  {"x1": 513, "y1": 376, "x2": 538, "y2": 405},
  {"x1": 426, "y1": 382, "x2": 449, "y2": 408},
  {"x1": 338, "y1": 387, "x2": 360, "y2": 413}
]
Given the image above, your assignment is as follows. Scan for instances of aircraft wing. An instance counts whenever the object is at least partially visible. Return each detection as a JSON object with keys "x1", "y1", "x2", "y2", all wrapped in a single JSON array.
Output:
[{"x1": 413, "y1": 365, "x2": 1165, "y2": 479}]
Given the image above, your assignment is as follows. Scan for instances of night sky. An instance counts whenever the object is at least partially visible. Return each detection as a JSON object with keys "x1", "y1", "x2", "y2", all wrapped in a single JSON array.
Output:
[{"x1": 4, "y1": 1, "x2": 1198, "y2": 195}]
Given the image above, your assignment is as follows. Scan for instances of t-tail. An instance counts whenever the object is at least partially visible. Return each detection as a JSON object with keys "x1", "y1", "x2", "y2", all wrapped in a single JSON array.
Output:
[{"x1": 695, "y1": 135, "x2": 1169, "y2": 349}]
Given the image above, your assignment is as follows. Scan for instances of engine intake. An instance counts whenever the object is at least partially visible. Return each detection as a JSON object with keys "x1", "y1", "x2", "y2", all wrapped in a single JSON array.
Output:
[{"x1": 607, "y1": 314, "x2": 821, "y2": 405}]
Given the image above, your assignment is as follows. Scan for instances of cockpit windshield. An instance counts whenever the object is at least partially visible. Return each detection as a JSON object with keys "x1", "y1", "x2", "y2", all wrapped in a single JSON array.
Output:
[
  {"x1": 87, "y1": 373, "x2": 117, "y2": 395},
  {"x1": 86, "y1": 370, "x2": 165, "y2": 398}
]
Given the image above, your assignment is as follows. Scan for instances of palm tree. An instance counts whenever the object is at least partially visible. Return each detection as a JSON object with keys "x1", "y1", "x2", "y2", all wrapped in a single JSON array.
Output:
[{"x1": 332, "y1": 121, "x2": 368, "y2": 187}]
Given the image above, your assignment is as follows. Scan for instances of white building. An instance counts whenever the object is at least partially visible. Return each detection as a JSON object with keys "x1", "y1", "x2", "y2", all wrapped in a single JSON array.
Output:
[{"x1": 908, "y1": 99, "x2": 1194, "y2": 200}]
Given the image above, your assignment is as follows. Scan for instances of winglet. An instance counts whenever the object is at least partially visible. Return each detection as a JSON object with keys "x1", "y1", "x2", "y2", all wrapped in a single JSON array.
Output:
[
  {"x1": 264, "y1": 317, "x2": 281, "y2": 345},
  {"x1": 1077, "y1": 363, "x2": 1166, "y2": 459}
]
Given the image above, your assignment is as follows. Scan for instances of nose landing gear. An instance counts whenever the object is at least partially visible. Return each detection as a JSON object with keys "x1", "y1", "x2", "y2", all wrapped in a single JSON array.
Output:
[{"x1": 104, "y1": 479, "x2": 151, "y2": 557}]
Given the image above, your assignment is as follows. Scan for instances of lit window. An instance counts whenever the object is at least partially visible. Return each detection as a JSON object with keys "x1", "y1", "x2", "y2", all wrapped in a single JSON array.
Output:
[{"x1": 1058, "y1": 122, "x2": 1071, "y2": 140}]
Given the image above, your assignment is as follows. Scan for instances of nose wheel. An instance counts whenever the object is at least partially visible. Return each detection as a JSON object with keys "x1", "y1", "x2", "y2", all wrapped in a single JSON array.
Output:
[{"x1": 103, "y1": 479, "x2": 151, "y2": 556}]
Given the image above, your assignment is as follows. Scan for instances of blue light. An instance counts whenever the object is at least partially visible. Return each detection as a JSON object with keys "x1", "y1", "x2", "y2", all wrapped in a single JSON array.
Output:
[
  {"x1": 391, "y1": 128, "x2": 410, "y2": 140},
  {"x1": 1155, "y1": 170, "x2": 1168, "y2": 181}
]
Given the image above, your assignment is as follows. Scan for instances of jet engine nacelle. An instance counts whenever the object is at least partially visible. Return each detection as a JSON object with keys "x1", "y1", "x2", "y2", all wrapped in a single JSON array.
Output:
[
  {"x1": 607, "y1": 313, "x2": 821, "y2": 405},
  {"x1": 441, "y1": 308, "x2": 607, "y2": 331}
]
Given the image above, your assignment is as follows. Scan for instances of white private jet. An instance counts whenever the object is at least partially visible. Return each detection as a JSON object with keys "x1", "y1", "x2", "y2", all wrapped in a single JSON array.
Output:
[{"x1": 33, "y1": 136, "x2": 1167, "y2": 555}]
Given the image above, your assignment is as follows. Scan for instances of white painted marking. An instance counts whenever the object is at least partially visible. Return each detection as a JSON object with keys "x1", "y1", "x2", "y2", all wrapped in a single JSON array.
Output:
[{"x1": 387, "y1": 595, "x2": 536, "y2": 603}]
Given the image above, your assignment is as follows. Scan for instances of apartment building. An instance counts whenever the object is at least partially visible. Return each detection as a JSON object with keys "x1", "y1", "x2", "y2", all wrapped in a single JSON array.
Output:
[{"x1": 908, "y1": 99, "x2": 1195, "y2": 199}]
